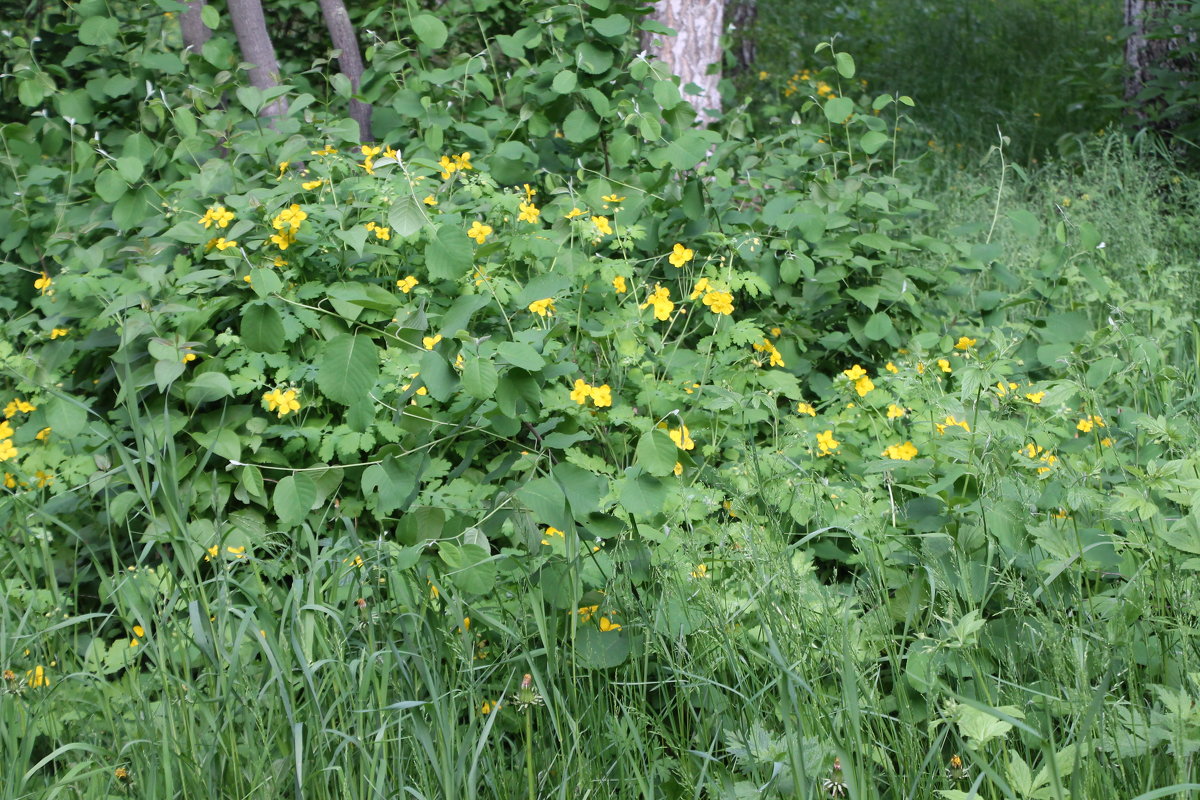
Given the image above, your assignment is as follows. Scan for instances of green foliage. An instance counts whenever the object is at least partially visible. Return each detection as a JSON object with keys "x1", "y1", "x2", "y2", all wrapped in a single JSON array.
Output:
[{"x1": 3, "y1": 1, "x2": 1200, "y2": 798}]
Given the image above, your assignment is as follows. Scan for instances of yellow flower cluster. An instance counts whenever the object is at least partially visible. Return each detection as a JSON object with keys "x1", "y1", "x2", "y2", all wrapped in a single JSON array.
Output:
[
  {"x1": 797, "y1": 401, "x2": 817, "y2": 416},
  {"x1": 518, "y1": 201, "x2": 540, "y2": 224},
  {"x1": 887, "y1": 404, "x2": 906, "y2": 419},
  {"x1": 439, "y1": 151, "x2": 473, "y2": 179},
  {"x1": 570, "y1": 379, "x2": 612, "y2": 408},
  {"x1": 882, "y1": 441, "x2": 919, "y2": 461},
  {"x1": 612, "y1": 275, "x2": 627, "y2": 294},
  {"x1": 668, "y1": 425, "x2": 695, "y2": 451},
  {"x1": 752, "y1": 338, "x2": 785, "y2": 367},
  {"x1": 528, "y1": 297, "x2": 556, "y2": 317},
  {"x1": 364, "y1": 221, "x2": 391, "y2": 241},
  {"x1": 1022, "y1": 442, "x2": 1058, "y2": 474},
  {"x1": 271, "y1": 203, "x2": 307, "y2": 250},
  {"x1": 1077, "y1": 414, "x2": 1106, "y2": 433},
  {"x1": 936, "y1": 415, "x2": 970, "y2": 434},
  {"x1": 200, "y1": 205, "x2": 234, "y2": 229},
  {"x1": 641, "y1": 284, "x2": 674, "y2": 321},
  {"x1": 591, "y1": 215, "x2": 613, "y2": 236},
  {"x1": 396, "y1": 275, "x2": 419, "y2": 293},
  {"x1": 841, "y1": 365, "x2": 874, "y2": 397},
  {"x1": 816, "y1": 429, "x2": 839, "y2": 456},
  {"x1": 262, "y1": 388, "x2": 301, "y2": 418},
  {"x1": 702, "y1": 289, "x2": 734, "y2": 316},
  {"x1": 0, "y1": 398, "x2": 35, "y2": 464}
]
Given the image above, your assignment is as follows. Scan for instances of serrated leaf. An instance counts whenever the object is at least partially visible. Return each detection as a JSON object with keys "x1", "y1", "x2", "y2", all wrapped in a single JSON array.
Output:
[
  {"x1": 316, "y1": 334, "x2": 380, "y2": 405},
  {"x1": 273, "y1": 474, "x2": 316, "y2": 527}
]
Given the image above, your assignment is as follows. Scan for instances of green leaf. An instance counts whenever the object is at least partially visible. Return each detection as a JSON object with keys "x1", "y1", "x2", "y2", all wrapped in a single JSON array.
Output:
[
  {"x1": 185, "y1": 372, "x2": 234, "y2": 405},
  {"x1": 189, "y1": 428, "x2": 241, "y2": 462},
  {"x1": 78, "y1": 15, "x2": 119, "y2": 46},
  {"x1": 241, "y1": 303, "x2": 286, "y2": 353},
  {"x1": 835, "y1": 51, "x2": 856, "y2": 78},
  {"x1": 362, "y1": 455, "x2": 418, "y2": 514},
  {"x1": 551, "y1": 70, "x2": 577, "y2": 94},
  {"x1": 412, "y1": 13, "x2": 449, "y2": 49},
  {"x1": 517, "y1": 476, "x2": 569, "y2": 528},
  {"x1": 563, "y1": 108, "x2": 599, "y2": 143},
  {"x1": 1006, "y1": 208, "x2": 1041, "y2": 238},
  {"x1": 336, "y1": 225, "x2": 369, "y2": 254},
  {"x1": 95, "y1": 170, "x2": 127, "y2": 203},
  {"x1": 863, "y1": 312, "x2": 893, "y2": 341},
  {"x1": 577, "y1": 42, "x2": 614, "y2": 74},
  {"x1": 425, "y1": 224, "x2": 473, "y2": 281},
  {"x1": 438, "y1": 542, "x2": 497, "y2": 594},
  {"x1": 645, "y1": 130, "x2": 716, "y2": 170},
  {"x1": 860, "y1": 130, "x2": 888, "y2": 155},
  {"x1": 553, "y1": 463, "x2": 608, "y2": 518},
  {"x1": 462, "y1": 356, "x2": 498, "y2": 399},
  {"x1": 823, "y1": 96, "x2": 854, "y2": 124},
  {"x1": 635, "y1": 431, "x2": 678, "y2": 477},
  {"x1": 417, "y1": 351, "x2": 457, "y2": 401},
  {"x1": 653, "y1": 79, "x2": 682, "y2": 111},
  {"x1": 200, "y1": 4, "x2": 219, "y2": 29},
  {"x1": 497, "y1": 341, "x2": 545, "y2": 371},
  {"x1": 590, "y1": 14, "x2": 631, "y2": 37},
  {"x1": 388, "y1": 195, "x2": 428, "y2": 237},
  {"x1": 273, "y1": 474, "x2": 316, "y2": 527},
  {"x1": 617, "y1": 471, "x2": 668, "y2": 517},
  {"x1": 574, "y1": 624, "x2": 630, "y2": 668},
  {"x1": 316, "y1": 334, "x2": 380, "y2": 405},
  {"x1": 115, "y1": 156, "x2": 143, "y2": 183}
]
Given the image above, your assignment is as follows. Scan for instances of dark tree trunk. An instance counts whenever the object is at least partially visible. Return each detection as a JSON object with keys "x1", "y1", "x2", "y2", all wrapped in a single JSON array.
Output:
[
  {"x1": 227, "y1": 0, "x2": 288, "y2": 122},
  {"x1": 728, "y1": 0, "x2": 757, "y2": 77},
  {"x1": 1124, "y1": 0, "x2": 1197, "y2": 118},
  {"x1": 319, "y1": 0, "x2": 372, "y2": 141},
  {"x1": 643, "y1": 0, "x2": 727, "y2": 126}
]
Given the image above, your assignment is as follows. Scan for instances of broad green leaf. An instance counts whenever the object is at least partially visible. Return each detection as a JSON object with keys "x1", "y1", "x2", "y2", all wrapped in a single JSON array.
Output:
[
  {"x1": 835, "y1": 51, "x2": 856, "y2": 78},
  {"x1": 388, "y1": 195, "x2": 428, "y2": 237},
  {"x1": 154, "y1": 359, "x2": 186, "y2": 392},
  {"x1": 78, "y1": 15, "x2": 119, "y2": 46},
  {"x1": 362, "y1": 455, "x2": 418, "y2": 514},
  {"x1": 577, "y1": 42, "x2": 614, "y2": 74},
  {"x1": 200, "y1": 4, "x2": 218, "y2": 28},
  {"x1": 335, "y1": 225, "x2": 369, "y2": 254},
  {"x1": 95, "y1": 170, "x2": 127, "y2": 203},
  {"x1": 823, "y1": 96, "x2": 854, "y2": 124},
  {"x1": 860, "y1": 130, "x2": 889, "y2": 154},
  {"x1": 553, "y1": 463, "x2": 608, "y2": 518},
  {"x1": 115, "y1": 156, "x2": 143, "y2": 183},
  {"x1": 462, "y1": 356, "x2": 498, "y2": 399},
  {"x1": 563, "y1": 108, "x2": 599, "y2": 143},
  {"x1": 653, "y1": 79, "x2": 682, "y2": 110},
  {"x1": 497, "y1": 341, "x2": 545, "y2": 370},
  {"x1": 185, "y1": 372, "x2": 233, "y2": 405},
  {"x1": 417, "y1": 350, "x2": 457, "y2": 401},
  {"x1": 863, "y1": 312, "x2": 893, "y2": 341},
  {"x1": 273, "y1": 474, "x2": 316, "y2": 527},
  {"x1": 617, "y1": 471, "x2": 668, "y2": 517},
  {"x1": 1007, "y1": 208, "x2": 1041, "y2": 237},
  {"x1": 190, "y1": 428, "x2": 241, "y2": 462},
  {"x1": 316, "y1": 334, "x2": 380, "y2": 405},
  {"x1": 438, "y1": 542, "x2": 497, "y2": 594},
  {"x1": 574, "y1": 624, "x2": 629, "y2": 669},
  {"x1": 517, "y1": 476, "x2": 569, "y2": 528},
  {"x1": 551, "y1": 70, "x2": 577, "y2": 94},
  {"x1": 425, "y1": 224, "x2": 473, "y2": 281},
  {"x1": 635, "y1": 431, "x2": 678, "y2": 477},
  {"x1": 241, "y1": 303, "x2": 286, "y2": 353},
  {"x1": 412, "y1": 13, "x2": 448, "y2": 49},
  {"x1": 590, "y1": 14, "x2": 631, "y2": 37},
  {"x1": 646, "y1": 131, "x2": 716, "y2": 170}
]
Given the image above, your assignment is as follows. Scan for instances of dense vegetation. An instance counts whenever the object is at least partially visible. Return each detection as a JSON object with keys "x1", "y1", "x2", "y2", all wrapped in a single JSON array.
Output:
[{"x1": 3, "y1": 0, "x2": 1200, "y2": 798}]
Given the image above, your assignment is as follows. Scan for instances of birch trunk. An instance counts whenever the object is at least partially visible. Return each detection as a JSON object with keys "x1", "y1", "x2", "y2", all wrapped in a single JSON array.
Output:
[
  {"x1": 1124, "y1": 0, "x2": 1196, "y2": 113},
  {"x1": 643, "y1": 0, "x2": 727, "y2": 126},
  {"x1": 319, "y1": 0, "x2": 373, "y2": 141}
]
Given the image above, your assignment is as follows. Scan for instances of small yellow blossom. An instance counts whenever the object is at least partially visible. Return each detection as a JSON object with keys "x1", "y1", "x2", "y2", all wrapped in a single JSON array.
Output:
[
  {"x1": 35, "y1": 427, "x2": 51, "y2": 441},
  {"x1": 668, "y1": 425, "x2": 695, "y2": 451},
  {"x1": 591, "y1": 216, "x2": 613, "y2": 236},
  {"x1": 277, "y1": 161, "x2": 289, "y2": 178},
  {"x1": 438, "y1": 155, "x2": 457, "y2": 179},
  {"x1": 263, "y1": 388, "x2": 301, "y2": 418},
  {"x1": 423, "y1": 334, "x2": 442, "y2": 350},
  {"x1": 310, "y1": 144, "x2": 338, "y2": 156},
  {"x1": 34, "y1": 470, "x2": 53, "y2": 488},
  {"x1": 882, "y1": 441, "x2": 919, "y2": 461},
  {"x1": 854, "y1": 376, "x2": 875, "y2": 397},
  {"x1": 528, "y1": 297, "x2": 556, "y2": 317},
  {"x1": 207, "y1": 237, "x2": 238, "y2": 251},
  {"x1": 467, "y1": 221, "x2": 493, "y2": 244},
  {"x1": 1025, "y1": 391, "x2": 1045, "y2": 404},
  {"x1": 602, "y1": 193, "x2": 625, "y2": 203},
  {"x1": 4, "y1": 399, "x2": 36, "y2": 418},
  {"x1": 397, "y1": 276, "x2": 419, "y2": 293},
  {"x1": 674, "y1": 462, "x2": 683, "y2": 476},
  {"x1": 50, "y1": 328, "x2": 68, "y2": 339},
  {"x1": 797, "y1": 402, "x2": 817, "y2": 416},
  {"x1": 452, "y1": 152, "x2": 472, "y2": 171},
  {"x1": 26, "y1": 665, "x2": 50, "y2": 688},
  {"x1": 843, "y1": 364, "x2": 867, "y2": 381},
  {"x1": 936, "y1": 415, "x2": 970, "y2": 434},
  {"x1": 612, "y1": 275, "x2": 627, "y2": 294},
  {"x1": 887, "y1": 404, "x2": 906, "y2": 419},
  {"x1": 690, "y1": 277, "x2": 711, "y2": 300},
  {"x1": 1077, "y1": 417, "x2": 1095, "y2": 433},
  {"x1": 954, "y1": 336, "x2": 977, "y2": 350},
  {"x1": 589, "y1": 384, "x2": 612, "y2": 408},
  {"x1": 200, "y1": 205, "x2": 235, "y2": 229},
  {"x1": 599, "y1": 616, "x2": 621, "y2": 632},
  {"x1": 995, "y1": 381, "x2": 1019, "y2": 396},
  {"x1": 34, "y1": 271, "x2": 52, "y2": 294},
  {"x1": 0, "y1": 439, "x2": 17, "y2": 462},
  {"x1": 937, "y1": 358, "x2": 952, "y2": 373},
  {"x1": 668, "y1": 242, "x2": 694, "y2": 268},
  {"x1": 640, "y1": 284, "x2": 674, "y2": 321},
  {"x1": 518, "y1": 201, "x2": 540, "y2": 224},
  {"x1": 423, "y1": 195, "x2": 438, "y2": 206},
  {"x1": 702, "y1": 290, "x2": 734, "y2": 315},
  {"x1": 816, "y1": 429, "x2": 839, "y2": 456},
  {"x1": 885, "y1": 361, "x2": 898, "y2": 373},
  {"x1": 564, "y1": 207, "x2": 585, "y2": 220},
  {"x1": 302, "y1": 179, "x2": 323, "y2": 190}
]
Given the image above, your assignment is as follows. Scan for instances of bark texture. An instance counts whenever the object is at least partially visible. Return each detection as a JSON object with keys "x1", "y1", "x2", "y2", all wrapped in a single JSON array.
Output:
[
  {"x1": 643, "y1": 0, "x2": 727, "y2": 125},
  {"x1": 227, "y1": 0, "x2": 288, "y2": 121},
  {"x1": 319, "y1": 0, "x2": 373, "y2": 141},
  {"x1": 180, "y1": 0, "x2": 211, "y2": 53},
  {"x1": 1124, "y1": 0, "x2": 1197, "y2": 112},
  {"x1": 728, "y1": 0, "x2": 757, "y2": 77}
]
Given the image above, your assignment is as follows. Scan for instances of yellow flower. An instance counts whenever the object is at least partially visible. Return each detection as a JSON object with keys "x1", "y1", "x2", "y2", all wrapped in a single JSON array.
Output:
[
  {"x1": 887, "y1": 404, "x2": 906, "y2": 419},
  {"x1": 273, "y1": 203, "x2": 307, "y2": 231},
  {"x1": 885, "y1": 361, "x2": 898, "y2": 373},
  {"x1": 564, "y1": 207, "x2": 585, "y2": 220},
  {"x1": 668, "y1": 242, "x2": 694, "y2": 268},
  {"x1": 816, "y1": 429, "x2": 839, "y2": 456},
  {"x1": 936, "y1": 415, "x2": 970, "y2": 434},
  {"x1": 438, "y1": 155, "x2": 457, "y2": 180},
  {"x1": 269, "y1": 227, "x2": 296, "y2": 250},
  {"x1": 273, "y1": 255, "x2": 287, "y2": 267},
  {"x1": 995, "y1": 381, "x2": 1019, "y2": 396},
  {"x1": 263, "y1": 389, "x2": 301, "y2": 418},
  {"x1": 208, "y1": 237, "x2": 238, "y2": 251},
  {"x1": 397, "y1": 276, "x2": 419, "y2": 293},
  {"x1": 690, "y1": 277, "x2": 711, "y2": 300},
  {"x1": 1100, "y1": 437, "x2": 1113, "y2": 447},
  {"x1": 843, "y1": 365, "x2": 867, "y2": 381},
  {"x1": 518, "y1": 201, "x2": 540, "y2": 224},
  {"x1": 423, "y1": 334, "x2": 442, "y2": 350},
  {"x1": 26, "y1": 665, "x2": 49, "y2": 688},
  {"x1": 854, "y1": 376, "x2": 875, "y2": 397},
  {"x1": 591, "y1": 216, "x2": 613, "y2": 236},
  {"x1": 668, "y1": 425, "x2": 695, "y2": 451},
  {"x1": 50, "y1": 328, "x2": 68, "y2": 339},
  {"x1": 640, "y1": 284, "x2": 674, "y2": 321},
  {"x1": 452, "y1": 152, "x2": 472, "y2": 171},
  {"x1": 1091, "y1": 414, "x2": 1106, "y2": 428},
  {"x1": 954, "y1": 336, "x2": 977, "y2": 350},
  {"x1": 522, "y1": 183, "x2": 538, "y2": 199},
  {"x1": 1077, "y1": 417, "x2": 1094, "y2": 433},
  {"x1": 3, "y1": 399, "x2": 35, "y2": 418},
  {"x1": 612, "y1": 275, "x2": 627, "y2": 294},
  {"x1": 589, "y1": 384, "x2": 612, "y2": 408},
  {"x1": 481, "y1": 701, "x2": 494, "y2": 714},
  {"x1": 277, "y1": 161, "x2": 289, "y2": 178},
  {"x1": 302, "y1": 179, "x2": 323, "y2": 190},
  {"x1": 3, "y1": 473, "x2": 15, "y2": 488},
  {"x1": 882, "y1": 441, "x2": 918, "y2": 461},
  {"x1": 372, "y1": 225, "x2": 391, "y2": 241},
  {"x1": 200, "y1": 205, "x2": 235, "y2": 229},
  {"x1": 1025, "y1": 391, "x2": 1045, "y2": 404},
  {"x1": 937, "y1": 358, "x2": 952, "y2": 373},
  {"x1": 528, "y1": 297, "x2": 556, "y2": 317},
  {"x1": 423, "y1": 195, "x2": 438, "y2": 206},
  {"x1": 602, "y1": 193, "x2": 625, "y2": 203},
  {"x1": 599, "y1": 616, "x2": 622, "y2": 632},
  {"x1": 674, "y1": 462, "x2": 683, "y2": 476},
  {"x1": 0, "y1": 439, "x2": 17, "y2": 461},
  {"x1": 310, "y1": 144, "x2": 338, "y2": 156},
  {"x1": 797, "y1": 402, "x2": 816, "y2": 416},
  {"x1": 702, "y1": 290, "x2": 734, "y2": 315},
  {"x1": 35, "y1": 427, "x2": 51, "y2": 441},
  {"x1": 34, "y1": 470, "x2": 53, "y2": 487},
  {"x1": 34, "y1": 271, "x2": 52, "y2": 294},
  {"x1": 467, "y1": 221, "x2": 492, "y2": 244}
]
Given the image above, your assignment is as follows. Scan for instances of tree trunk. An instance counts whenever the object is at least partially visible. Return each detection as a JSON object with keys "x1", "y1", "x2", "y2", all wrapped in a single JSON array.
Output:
[
  {"x1": 227, "y1": 0, "x2": 288, "y2": 122},
  {"x1": 1124, "y1": 0, "x2": 1196, "y2": 114},
  {"x1": 643, "y1": 0, "x2": 727, "y2": 126},
  {"x1": 728, "y1": 0, "x2": 757, "y2": 77},
  {"x1": 180, "y1": 0, "x2": 211, "y2": 54},
  {"x1": 319, "y1": 0, "x2": 372, "y2": 141}
]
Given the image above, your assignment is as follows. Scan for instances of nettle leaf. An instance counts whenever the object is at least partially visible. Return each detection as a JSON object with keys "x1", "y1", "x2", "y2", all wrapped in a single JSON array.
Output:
[
  {"x1": 273, "y1": 474, "x2": 316, "y2": 527},
  {"x1": 317, "y1": 334, "x2": 380, "y2": 406}
]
